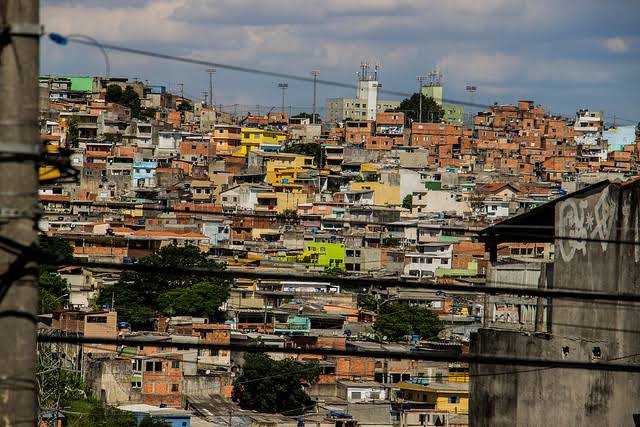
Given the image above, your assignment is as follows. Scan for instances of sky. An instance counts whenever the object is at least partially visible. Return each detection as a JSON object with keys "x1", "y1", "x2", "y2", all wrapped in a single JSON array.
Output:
[{"x1": 41, "y1": 0, "x2": 640, "y2": 123}]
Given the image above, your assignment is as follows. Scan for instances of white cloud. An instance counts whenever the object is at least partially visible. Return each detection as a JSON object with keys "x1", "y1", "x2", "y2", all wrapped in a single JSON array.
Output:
[
  {"x1": 603, "y1": 37, "x2": 629, "y2": 53},
  {"x1": 437, "y1": 53, "x2": 522, "y2": 84}
]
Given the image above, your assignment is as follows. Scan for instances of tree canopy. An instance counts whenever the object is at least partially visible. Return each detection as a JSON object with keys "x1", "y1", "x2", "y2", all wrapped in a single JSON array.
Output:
[
  {"x1": 97, "y1": 244, "x2": 228, "y2": 329},
  {"x1": 282, "y1": 142, "x2": 323, "y2": 167},
  {"x1": 67, "y1": 116, "x2": 80, "y2": 148},
  {"x1": 373, "y1": 302, "x2": 444, "y2": 342},
  {"x1": 177, "y1": 101, "x2": 193, "y2": 112},
  {"x1": 105, "y1": 84, "x2": 142, "y2": 118},
  {"x1": 232, "y1": 353, "x2": 319, "y2": 415},
  {"x1": 292, "y1": 112, "x2": 321, "y2": 123},
  {"x1": 388, "y1": 93, "x2": 444, "y2": 123},
  {"x1": 402, "y1": 194, "x2": 413, "y2": 210},
  {"x1": 38, "y1": 237, "x2": 73, "y2": 313}
]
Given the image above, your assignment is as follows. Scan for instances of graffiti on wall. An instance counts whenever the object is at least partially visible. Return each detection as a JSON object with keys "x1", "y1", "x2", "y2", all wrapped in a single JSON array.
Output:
[{"x1": 558, "y1": 187, "x2": 616, "y2": 262}]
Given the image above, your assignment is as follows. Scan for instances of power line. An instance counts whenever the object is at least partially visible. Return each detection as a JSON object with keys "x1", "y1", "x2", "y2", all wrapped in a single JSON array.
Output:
[
  {"x1": 35, "y1": 334, "x2": 640, "y2": 373},
  {"x1": 46, "y1": 33, "x2": 490, "y2": 110},
  {"x1": 34, "y1": 255, "x2": 640, "y2": 303}
]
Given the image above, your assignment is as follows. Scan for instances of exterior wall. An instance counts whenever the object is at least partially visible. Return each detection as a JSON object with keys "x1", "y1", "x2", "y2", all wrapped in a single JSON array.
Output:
[
  {"x1": 303, "y1": 242, "x2": 346, "y2": 269},
  {"x1": 83, "y1": 311, "x2": 118, "y2": 354},
  {"x1": 472, "y1": 181, "x2": 640, "y2": 426},
  {"x1": 132, "y1": 161, "x2": 157, "y2": 188},
  {"x1": 193, "y1": 324, "x2": 232, "y2": 368},
  {"x1": 142, "y1": 355, "x2": 184, "y2": 407},
  {"x1": 85, "y1": 357, "x2": 135, "y2": 406},
  {"x1": 350, "y1": 181, "x2": 400, "y2": 206}
]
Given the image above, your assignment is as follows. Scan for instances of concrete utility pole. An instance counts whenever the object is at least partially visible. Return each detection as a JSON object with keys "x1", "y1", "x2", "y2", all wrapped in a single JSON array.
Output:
[
  {"x1": 278, "y1": 82, "x2": 288, "y2": 115},
  {"x1": 416, "y1": 75, "x2": 428, "y2": 123},
  {"x1": 206, "y1": 68, "x2": 216, "y2": 107},
  {"x1": 177, "y1": 82, "x2": 184, "y2": 100},
  {"x1": 0, "y1": 0, "x2": 41, "y2": 424},
  {"x1": 311, "y1": 70, "x2": 320, "y2": 124}
]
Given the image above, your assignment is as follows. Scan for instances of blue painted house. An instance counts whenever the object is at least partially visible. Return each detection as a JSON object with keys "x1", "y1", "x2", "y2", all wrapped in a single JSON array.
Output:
[{"x1": 118, "y1": 404, "x2": 191, "y2": 427}]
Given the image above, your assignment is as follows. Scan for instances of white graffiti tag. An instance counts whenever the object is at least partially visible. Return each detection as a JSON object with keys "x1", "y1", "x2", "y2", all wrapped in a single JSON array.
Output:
[{"x1": 558, "y1": 188, "x2": 615, "y2": 262}]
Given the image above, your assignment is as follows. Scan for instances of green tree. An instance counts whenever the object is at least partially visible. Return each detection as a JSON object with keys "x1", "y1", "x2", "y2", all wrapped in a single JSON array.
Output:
[
  {"x1": 358, "y1": 293, "x2": 378, "y2": 311},
  {"x1": 66, "y1": 398, "x2": 137, "y2": 427},
  {"x1": 277, "y1": 209, "x2": 299, "y2": 224},
  {"x1": 140, "y1": 107, "x2": 157, "y2": 120},
  {"x1": 39, "y1": 272, "x2": 69, "y2": 313},
  {"x1": 105, "y1": 84, "x2": 123, "y2": 103},
  {"x1": 282, "y1": 142, "x2": 322, "y2": 167},
  {"x1": 233, "y1": 353, "x2": 319, "y2": 414},
  {"x1": 402, "y1": 194, "x2": 413, "y2": 210},
  {"x1": 67, "y1": 116, "x2": 80, "y2": 148},
  {"x1": 97, "y1": 244, "x2": 227, "y2": 329},
  {"x1": 373, "y1": 303, "x2": 444, "y2": 342},
  {"x1": 389, "y1": 93, "x2": 444, "y2": 123},
  {"x1": 122, "y1": 85, "x2": 141, "y2": 118},
  {"x1": 38, "y1": 237, "x2": 73, "y2": 313},
  {"x1": 157, "y1": 280, "x2": 228, "y2": 319},
  {"x1": 292, "y1": 112, "x2": 321, "y2": 123},
  {"x1": 39, "y1": 236, "x2": 74, "y2": 266},
  {"x1": 177, "y1": 101, "x2": 193, "y2": 112}
]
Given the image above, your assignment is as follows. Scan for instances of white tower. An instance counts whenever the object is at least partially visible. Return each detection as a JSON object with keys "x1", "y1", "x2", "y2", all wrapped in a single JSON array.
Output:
[{"x1": 356, "y1": 62, "x2": 381, "y2": 121}]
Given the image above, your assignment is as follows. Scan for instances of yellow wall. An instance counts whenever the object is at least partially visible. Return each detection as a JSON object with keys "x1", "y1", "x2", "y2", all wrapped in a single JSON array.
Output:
[
  {"x1": 435, "y1": 392, "x2": 468, "y2": 414},
  {"x1": 264, "y1": 154, "x2": 314, "y2": 184},
  {"x1": 241, "y1": 128, "x2": 285, "y2": 145},
  {"x1": 275, "y1": 191, "x2": 309, "y2": 212},
  {"x1": 351, "y1": 181, "x2": 400, "y2": 205}
]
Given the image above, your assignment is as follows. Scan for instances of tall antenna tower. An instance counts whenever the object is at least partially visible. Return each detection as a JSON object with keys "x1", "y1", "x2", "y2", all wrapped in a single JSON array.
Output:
[{"x1": 311, "y1": 70, "x2": 320, "y2": 124}]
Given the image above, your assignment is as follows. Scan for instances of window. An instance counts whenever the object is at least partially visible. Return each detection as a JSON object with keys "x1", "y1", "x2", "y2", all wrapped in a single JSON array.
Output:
[
  {"x1": 145, "y1": 361, "x2": 162, "y2": 372},
  {"x1": 448, "y1": 396, "x2": 460, "y2": 404},
  {"x1": 171, "y1": 384, "x2": 179, "y2": 392},
  {"x1": 351, "y1": 391, "x2": 361, "y2": 400},
  {"x1": 370, "y1": 391, "x2": 380, "y2": 400},
  {"x1": 86, "y1": 316, "x2": 107, "y2": 323},
  {"x1": 131, "y1": 380, "x2": 141, "y2": 388},
  {"x1": 171, "y1": 361, "x2": 180, "y2": 369}
]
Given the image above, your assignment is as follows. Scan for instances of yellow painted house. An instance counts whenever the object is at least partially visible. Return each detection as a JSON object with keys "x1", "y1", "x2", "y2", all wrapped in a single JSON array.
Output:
[
  {"x1": 350, "y1": 181, "x2": 400, "y2": 206},
  {"x1": 395, "y1": 381, "x2": 469, "y2": 415},
  {"x1": 264, "y1": 153, "x2": 315, "y2": 185},
  {"x1": 234, "y1": 128, "x2": 287, "y2": 157},
  {"x1": 255, "y1": 189, "x2": 310, "y2": 213}
]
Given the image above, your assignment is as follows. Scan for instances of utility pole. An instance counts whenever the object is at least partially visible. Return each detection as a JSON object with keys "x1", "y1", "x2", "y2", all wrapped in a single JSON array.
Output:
[
  {"x1": 416, "y1": 75, "x2": 428, "y2": 123},
  {"x1": 0, "y1": 0, "x2": 41, "y2": 424},
  {"x1": 311, "y1": 70, "x2": 320, "y2": 124},
  {"x1": 202, "y1": 91, "x2": 208, "y2": 106},
  {"x1": 278, "y1": 82, "x2": 288, "y2": 115},
  {"x1": 206, "y1": 68, "x2": 216, "y2": 107},
  {"x1": 177, "y1": 82, "x2": 184, "y2": 100}
]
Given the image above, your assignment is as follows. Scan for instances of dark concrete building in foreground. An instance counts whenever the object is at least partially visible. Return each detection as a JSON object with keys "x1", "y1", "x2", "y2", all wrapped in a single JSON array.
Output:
[{"x1": 472, "y1": 179, "x2": 640, "y2": 426}]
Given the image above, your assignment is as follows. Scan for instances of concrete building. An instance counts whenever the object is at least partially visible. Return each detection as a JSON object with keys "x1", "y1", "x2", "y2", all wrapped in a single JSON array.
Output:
[
  {"x1": 420, "y1": 69, "x2": 464, "y2": 125},
  {"x1": 325, "y1": 63, "x2": 400, "y2": 122},
  {"x1": 473, "y1": 180, "x2": 640, "y2": 426}
]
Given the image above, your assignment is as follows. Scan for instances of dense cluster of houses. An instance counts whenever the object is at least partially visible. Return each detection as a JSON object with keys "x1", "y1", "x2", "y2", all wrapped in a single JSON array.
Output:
[{"x1": 37, "y1": 73, "x2": 640, "y2": 426}]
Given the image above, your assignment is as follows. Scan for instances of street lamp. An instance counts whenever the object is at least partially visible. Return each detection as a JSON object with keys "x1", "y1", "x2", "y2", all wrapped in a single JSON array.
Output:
[{"x1": 278, "y1": 82, "x2": 288, "y2": 115}]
